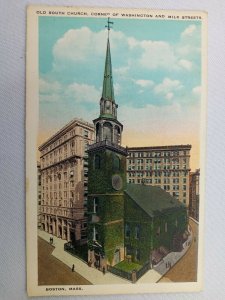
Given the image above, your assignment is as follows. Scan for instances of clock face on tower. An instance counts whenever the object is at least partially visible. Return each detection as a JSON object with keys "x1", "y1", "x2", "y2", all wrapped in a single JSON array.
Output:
[{"x1": 112, "y1": 174, "x2": 123, "y2": 191}]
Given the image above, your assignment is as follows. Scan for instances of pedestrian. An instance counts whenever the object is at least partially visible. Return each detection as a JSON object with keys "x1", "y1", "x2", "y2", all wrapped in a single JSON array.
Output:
[
  {"x1": 52, "y1": 237, "x2": 54, "y2": 245},
  {"x1": 103, "y1": 266, "x2": 106, "y2": 275},
  {"x1": 72, "y1": 264, "x2": 75, "y2": 272}
]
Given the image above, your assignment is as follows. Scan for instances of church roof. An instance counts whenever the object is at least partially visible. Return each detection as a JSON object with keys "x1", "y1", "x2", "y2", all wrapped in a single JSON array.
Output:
[
  {"x1": 102, "y1": 38, "x2": 115, "y2": 102},
  {"x1": 125, "y1": 184, "x2": 185, "y2": 217}
]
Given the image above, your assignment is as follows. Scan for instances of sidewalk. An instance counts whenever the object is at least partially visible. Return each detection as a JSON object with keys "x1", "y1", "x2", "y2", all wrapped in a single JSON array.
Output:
[
  {"x1": 38, "y1": 230, "x2": 129, "y2": 285},
  {"x1": 38, "y1": 228, "x2": 192, "y2": 284},
  {"x1": 137, "y1": 226, "x2": 193, "y2": 283}
]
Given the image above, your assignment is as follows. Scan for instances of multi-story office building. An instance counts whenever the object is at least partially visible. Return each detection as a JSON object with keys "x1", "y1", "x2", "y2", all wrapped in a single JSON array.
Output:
[
  {"x1": 39, "y1": 118, "x2": 94, "y2": 244},
  {"x1": 126, "y1": 145, "x2": 192, "y2": 206},
  {"x1": 189, "y1": 169, "x2": 200, "y2": 221}
]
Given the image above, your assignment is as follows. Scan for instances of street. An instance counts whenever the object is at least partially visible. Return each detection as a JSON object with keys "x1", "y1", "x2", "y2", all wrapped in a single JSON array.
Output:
[
  {"x1": 158, "y1": 218, "x2": 198, "y2": 282},
  {"x1": 38, "y1": 237, "x2": 91, "y2": 285}
]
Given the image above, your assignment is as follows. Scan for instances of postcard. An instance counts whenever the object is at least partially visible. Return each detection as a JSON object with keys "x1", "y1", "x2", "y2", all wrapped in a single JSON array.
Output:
[{"x1": 26, "y1": 5, "x2": 207, "y2": 296}]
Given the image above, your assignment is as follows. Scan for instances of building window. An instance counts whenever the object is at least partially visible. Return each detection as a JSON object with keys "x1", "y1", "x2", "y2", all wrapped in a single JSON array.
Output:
[
  {"x1": 156, "y1": 226, "x2": 160, "y2": 236},
  {"x1": 173, "y1": 178, "x2": 179, "y2": 184},
  {"x1": 173, "y1": 185, "x2": 179, "y2": 191},
  {"x1": 84, "y1": 142, "x2": 89, "y2": 155},
  {"x1": 93, "y1": 198, "x2": 99, "y2": 214},
  {"x1": 135, "y1": 225, "x2": 140, "y2": 239},
  {"x1": 126, "y1": 246, "x2": 132, "y2": 256},
  {"x1": 93, "y1": 226, "x2": 98, "y2": 241},
  {"x1": 113, "y1": 155, "x2": 120, "y2": 171},
  {"x1": 84, "y1": 130, "x2": 88, "y2": 138},
  {"x1": 94, "y1": 155, "x2": 101, "y2": 169},
  {"x1": 165, "y1": 222, "x2": 168, "y2": 233},
  {"x1": 135, "y1": 249, "x2": 140, "y2": 261},
  {"x1": 125, "y1": 224, "x2": 130, "y2": 238}
]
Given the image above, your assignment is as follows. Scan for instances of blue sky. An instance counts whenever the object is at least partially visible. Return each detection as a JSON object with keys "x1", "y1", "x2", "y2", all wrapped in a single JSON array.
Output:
[{"x1": 38, "y1": 16, "x2": 202, "y2": 170}]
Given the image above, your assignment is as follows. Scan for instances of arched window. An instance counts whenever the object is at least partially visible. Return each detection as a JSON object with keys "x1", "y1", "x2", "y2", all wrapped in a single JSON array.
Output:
[
  {"x1": 113, "y1": 155, "x2": 120, "y2": 171},
  {"x1": 135, "y1": 249, "x2": 140, "y2": 261},
  {"x1": 94, "y1": 155, "x2": 101, "y2": 169},
  {"x1": 114, "y1": 126, "x2": 121, "y2": 144},
  {"x1": 93, "y1": 198, "x2": 99, "y2": 213},
  {"x1": 105, "y1": 100, "x2": 111, "y2": 114},
  {"x1": 96, "y1": 123, "x2": 100, "y2": 142},
  {"x1": 135, "y1": 225, "x2": 140, "y2": 239},
  {"x1": 103, "y1": 122, "x2": 112, "y2": 142},
  {"x1": 165, "y1": 222, "x2": 168, "y2": 233},
  {"x1": 125, "y1": 223, "x2": 130, "y2": 238}
]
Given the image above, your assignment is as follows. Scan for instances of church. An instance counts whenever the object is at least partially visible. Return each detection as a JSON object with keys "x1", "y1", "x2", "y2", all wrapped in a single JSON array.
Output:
[{"x1": 87, "y1": 19, "x2": 188, "y2": 276}]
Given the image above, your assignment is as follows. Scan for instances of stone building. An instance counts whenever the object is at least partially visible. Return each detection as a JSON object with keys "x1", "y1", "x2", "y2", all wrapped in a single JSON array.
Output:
[
  {"x1": 189, "y1": 169, "x2": 200, "y2": 221},
  {"x1": 39, "y1": 118, "x2": 94, "y2": 245},
  {"x1": 37, "y1": 162, "x2": 41, "y2": 228},
  {"x1": 126, "y1": 145, "x2": 192, "y2": 206}
]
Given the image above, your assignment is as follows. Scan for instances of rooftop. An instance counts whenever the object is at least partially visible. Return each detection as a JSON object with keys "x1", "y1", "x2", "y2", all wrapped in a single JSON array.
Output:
[
  {"x1": 39, "y1": 118, "x2": 94, "y2": 150},
  {"x1": 127, "y1": 145, "x2": 192, "y2": 151},
  {"x1": 125, "y1": 184, "x2": 185, "y2": 217}
]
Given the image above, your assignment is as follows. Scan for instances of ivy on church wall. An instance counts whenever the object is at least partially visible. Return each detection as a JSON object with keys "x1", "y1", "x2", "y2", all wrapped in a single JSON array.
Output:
[
  {"x1": 124, "y1": 194, "x2": 188, "y2": 264},
  {"x1": 152, "y1": 208, "x2": 188, "y2": 250},
  {"x1": 104, "y1": 222, "x2": 124, "y2": 265},
  {"x1": 88, "y1": 149, "x2": 127, "y2": 194},
  {"x1": 87, "y1": 215, "x2": 124, "y2": 265},
  {"x1": 124, "y1": 194, "x2": 153, "y2": 264},
  {"x1": 87, "y1": 194, "x2": 124, "y2": 223},
  {"x1": 87, "y1": 194, "x2": 125, "y2": 264}
]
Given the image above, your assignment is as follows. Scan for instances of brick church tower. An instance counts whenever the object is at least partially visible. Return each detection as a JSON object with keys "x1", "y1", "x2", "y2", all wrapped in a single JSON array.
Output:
[{"x1": 87, "y1": 18, "x2": 127, "y2": 269}]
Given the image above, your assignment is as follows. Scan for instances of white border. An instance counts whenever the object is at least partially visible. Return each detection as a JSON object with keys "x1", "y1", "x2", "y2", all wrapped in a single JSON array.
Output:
[{"x1": 26, "y1": 5, "x2": 207, "y2": 296}]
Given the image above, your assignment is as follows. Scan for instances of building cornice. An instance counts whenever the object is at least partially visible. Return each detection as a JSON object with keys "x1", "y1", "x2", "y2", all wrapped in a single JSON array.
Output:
[
  {"x1": 127, "y1": 145, "x2": 192, "y2": 151},
  {"x1": 93, "y1": 116, "x2": 123, "y2": 129},
  {"x1": 87, "y1": 140, "x2": 127, "y2": 156},
  {"x1": 39, "y1": 118, "x2": 94, "y2": 151}
]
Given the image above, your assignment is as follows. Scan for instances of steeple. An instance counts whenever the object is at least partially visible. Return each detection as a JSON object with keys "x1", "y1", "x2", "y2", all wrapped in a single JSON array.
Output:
[
  {"x1": 93, "y1": 18, "x2": 123, "y2": 145},
  {"x1": 102, "y1": 38, "x2": 115, "y2": 102},
  {"x1": 99, "y1": 18, "x2": 118, "y2": 121}
]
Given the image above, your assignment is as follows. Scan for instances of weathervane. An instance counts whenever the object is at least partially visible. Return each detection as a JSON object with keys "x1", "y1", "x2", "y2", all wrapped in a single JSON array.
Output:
[{"x1": 105, "y1": 17, "x2": 113, "y2": 37}]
